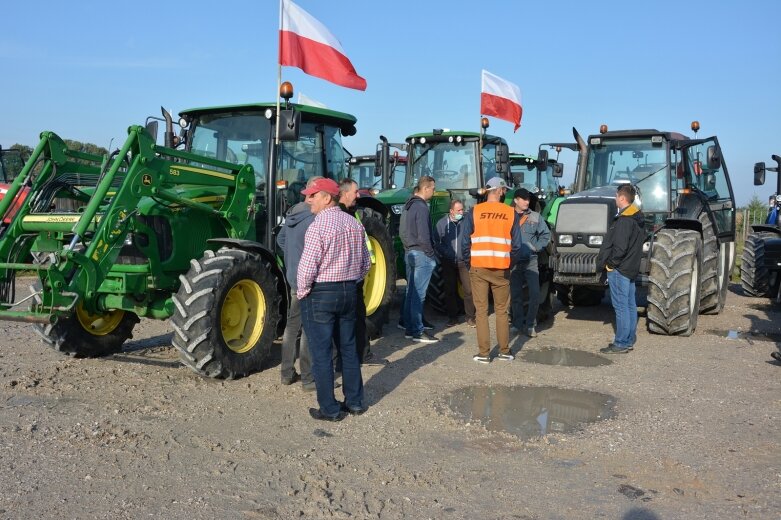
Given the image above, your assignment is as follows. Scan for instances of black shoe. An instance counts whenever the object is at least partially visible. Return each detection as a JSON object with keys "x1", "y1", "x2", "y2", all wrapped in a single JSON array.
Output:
[
  {"x1": 423, "y1": 318, "x2": 435, "y2": 330},
  {"x1": 308, "y1": 408, "x2": 347, "y2": 422},
  {"x1": 599, "y1": 344, "x2": 630, "y2": 354},
  {"x1": 412, "y1": 331, "x2": 438, "y2": 343},
  {"x1": 281, "y1": 373, "x2": 300, "y2": 385},
  {"x1": 340, "y1": 402, "x2": 368, "y2": 416}
]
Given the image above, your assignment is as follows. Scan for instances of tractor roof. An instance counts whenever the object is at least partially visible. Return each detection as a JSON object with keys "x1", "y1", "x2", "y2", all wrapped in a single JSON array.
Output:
[
  {"x1": 588, "y1": 129, "x2": 690, "y2": 141},
  {"x1": 405, "y1": 130, "x2": 505, "y2": 145},
  {"x1": 179, "y1": 102, "x2": 358, "y2": 135}
]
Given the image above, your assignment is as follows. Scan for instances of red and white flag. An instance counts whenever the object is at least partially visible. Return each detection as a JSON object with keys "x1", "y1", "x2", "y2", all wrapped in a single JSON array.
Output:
[
  {"x1": 279, "y1": 0, "x2": 367, "y2": 91},
  {"x1": 480, "y1": 70, "x2": 522, "y2": 132}
]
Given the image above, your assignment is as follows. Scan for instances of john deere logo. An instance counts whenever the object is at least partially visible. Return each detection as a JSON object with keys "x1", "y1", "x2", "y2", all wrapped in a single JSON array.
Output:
[{"x1": 142, "y1": 174, "x2": 152, "y2": 186}]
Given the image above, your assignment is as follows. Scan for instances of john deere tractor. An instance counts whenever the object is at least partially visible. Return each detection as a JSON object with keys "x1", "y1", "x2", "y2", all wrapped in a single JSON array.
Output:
[
  {"x1": 741, "y1": 154, "x2": 781, "y2": 299},
  {"x1": 347, "y1": 136, "x2": 407, "y2": 191},
  {"x1": 551, "y1": 123, "x2": 736, "y2": 335},
  {"x1": 506, "y1": 149, "x2": 567, "y2": 324},
  {"x1": 0, "y1": 85, "x2": 394, "y2": 378},
  {"x1": 374, "y1": 127, "x2": 509, "y2": 313}
]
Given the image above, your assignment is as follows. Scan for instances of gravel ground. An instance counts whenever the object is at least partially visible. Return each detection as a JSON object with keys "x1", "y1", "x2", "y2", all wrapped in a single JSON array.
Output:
[{"x1": 0, "y1": 280, "x2": 779, "y2": 519}]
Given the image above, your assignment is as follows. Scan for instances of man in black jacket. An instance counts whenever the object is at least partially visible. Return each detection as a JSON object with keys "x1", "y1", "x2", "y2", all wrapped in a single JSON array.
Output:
[
  {"x1": 596, "y1": 184, "x2": 645, "y2": 354},
  {"x1": 399, "y1": 175, "x2": 438, "y2": 343}
]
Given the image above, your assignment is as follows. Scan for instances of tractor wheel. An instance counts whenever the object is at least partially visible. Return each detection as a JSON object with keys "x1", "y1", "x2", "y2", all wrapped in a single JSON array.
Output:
[
  {"x1": 556, "y1": 285, "x2": 604, "y2": 307},
  {"x1": 698, "y1": 212, "x2": 723, "y2": 314},
  {"x1": 535, "y1": 265, "x2": 554, "y2": 323},
  {"x1": 647, "y1": 229, "x2": 702, "y2": 336},
  {"x1": 171, "y1": 248, "x2": 280, "y2": 379},
  {"x1": 740, "y1": 232, "x2": 774, "y2": 297},
  {"x1": 358, "y1": 208, "x2": 396, "y2": 338},
  {"x1": 426, "y1": 265, "x2": 449, "y2": 315},
  {"x1": 32, "y1": 287, "x2": 138, "y2": 358}
]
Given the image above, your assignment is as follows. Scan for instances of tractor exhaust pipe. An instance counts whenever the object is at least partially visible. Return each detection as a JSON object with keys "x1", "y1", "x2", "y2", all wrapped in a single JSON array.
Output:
[{"x1": 573, "y1": 127, "x2": 588, "y2": 193}]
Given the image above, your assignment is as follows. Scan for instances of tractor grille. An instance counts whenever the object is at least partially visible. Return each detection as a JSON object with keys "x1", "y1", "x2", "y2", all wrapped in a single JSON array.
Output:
[
  {"x1": 556, "y1": 252, "x2": 599, "y2": 274},
  {"x1": 556, "y1": 203, "x2": 609, "y2": 234}
]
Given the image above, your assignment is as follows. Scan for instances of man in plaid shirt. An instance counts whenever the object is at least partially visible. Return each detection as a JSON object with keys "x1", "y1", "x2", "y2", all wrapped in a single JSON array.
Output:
[{"x1": 297, "y1": 178, "x2": 370, "y2": 422}]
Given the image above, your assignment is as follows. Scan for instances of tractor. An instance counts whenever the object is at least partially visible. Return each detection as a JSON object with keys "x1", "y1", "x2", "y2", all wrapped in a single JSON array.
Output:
[
  {"x1": 373, "y1": 125, "x2": 510, "y2": 313},
  {"x1": 551, "y1": 123, "x2": 736, "y2": 335},
  {"x1": 505, "y1": 148, "x2": 568, "y2": 324},
  {"x1": 0, "y1": 84, "x2": 395, "y2": 378},
  {"x1": 0, "y1": 146, "x2": 30, "y2": 221},
  {"x1": 347, "y1": 137, "x2": 407, "y2": 191},
  {"x1": 741, "y1": 154, "x2": 781, "y2": 299}
]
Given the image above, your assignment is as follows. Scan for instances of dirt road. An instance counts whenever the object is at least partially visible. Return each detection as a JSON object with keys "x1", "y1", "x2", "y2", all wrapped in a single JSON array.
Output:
[{"x1": 1, "y1": 282, "x2": 779, "y2": 519}]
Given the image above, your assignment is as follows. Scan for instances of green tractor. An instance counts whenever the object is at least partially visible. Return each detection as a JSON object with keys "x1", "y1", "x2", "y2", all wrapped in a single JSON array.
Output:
[
  {"x1": 347, "y1": 136, "x2": 407, "y2": 191},
  {"x1": 0, "y1": 87, "x2": 395, "y2": 378},
  {"x1": 550, "y1": 123, "x2": 736, "y2": 335},
  {"x1": 374, "y1": 127, "x2": 509, "y2": 313},
  {"x1": 505, "y1": 149, "x2": 569, "y2": 324}
]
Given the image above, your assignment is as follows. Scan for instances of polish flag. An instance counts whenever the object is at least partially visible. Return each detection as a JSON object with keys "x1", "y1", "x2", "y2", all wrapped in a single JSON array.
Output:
[
  {"x1": 480, "y1": 70, "x2": 522, "y2": 132},
  {"x1": 279, "y1": 0, "x2": 367, "y2": 91}
]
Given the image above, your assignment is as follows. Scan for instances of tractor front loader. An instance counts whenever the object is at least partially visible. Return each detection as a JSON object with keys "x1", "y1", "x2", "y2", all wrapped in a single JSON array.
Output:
[{"x1": 0, "y1": 125, "x2": 281, "y2": 378}]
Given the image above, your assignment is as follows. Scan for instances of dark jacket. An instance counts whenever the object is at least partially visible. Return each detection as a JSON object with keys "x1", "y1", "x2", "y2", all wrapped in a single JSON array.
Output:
[
  {"x1": 460, "y1": 207, "x2": 528, "y2": 268},
  {"x1": 433, "y1": 214, "x2": 465, "y2": 264},
  {"x1": 596, "y1": 204, "x2": 645, "y2": 280},
  {"x1": 276, "y1": 201, "x2": 315, "y2": 289},
  {"x1": 514, "y1": 209, "x2": 551, "y2": 260},
  {"x1": 399, "y1": 195, "x2": 435, "y2": 257}
]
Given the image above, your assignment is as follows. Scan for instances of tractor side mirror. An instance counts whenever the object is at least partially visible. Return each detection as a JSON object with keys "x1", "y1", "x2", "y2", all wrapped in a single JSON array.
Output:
[
  {"x1": 536, "y1": 149, "x2": 549, "y2": 172},
  {"x1": 495, "y1": 143, "x2": 509, "y2": 174},
  {"x1": 278, "y1": 109, "x2": 301, "y2": 141},
  {"x1": 553, "y1": 162, "x2": 564, "y2": 178},
  {"x1": 754, "y1": 162, "x2": 766, "y2": 186},
  {"x1": 706, "y1": 145, "x2": 721, "y2": 170},
  {"x1": 144, "y1": 120, "x2": 159, "y2": 143}
]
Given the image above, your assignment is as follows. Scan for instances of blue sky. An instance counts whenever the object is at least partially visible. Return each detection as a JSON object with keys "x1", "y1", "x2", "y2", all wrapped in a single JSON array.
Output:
[{"x1": 1, "y1": 0, "x2": 779, "y2": 205}]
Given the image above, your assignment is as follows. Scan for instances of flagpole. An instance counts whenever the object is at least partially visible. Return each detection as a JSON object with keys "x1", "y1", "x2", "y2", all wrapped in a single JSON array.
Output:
[{"x1": 275, "y1": 0, "x2": 284, "y2": 147}]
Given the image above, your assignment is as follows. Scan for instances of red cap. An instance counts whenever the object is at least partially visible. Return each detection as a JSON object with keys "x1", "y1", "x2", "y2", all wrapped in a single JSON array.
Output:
[{"x1": 300, "y1": 178, "x2": 339, "y2": 197}]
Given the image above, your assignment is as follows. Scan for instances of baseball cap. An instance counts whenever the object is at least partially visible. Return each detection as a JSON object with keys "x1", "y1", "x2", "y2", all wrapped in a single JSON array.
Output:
[
  {"x1": 300, "y1": 178, "x2": 339, "y2": 197},
  {"x1": 513, "y1": 188, "x2": 532, "y2": 200},
  {"x1": 484, "y1": 177, "x2": 508, "y2": 191}
]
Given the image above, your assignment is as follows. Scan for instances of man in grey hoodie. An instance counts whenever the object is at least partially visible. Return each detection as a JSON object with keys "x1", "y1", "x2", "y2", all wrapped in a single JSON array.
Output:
[
  {"x1": 276, "y1": 176, "x2": 322, "y2": 389},
  {"x1": 433, "y1": 199, "x2": 475, "y2": 327}
]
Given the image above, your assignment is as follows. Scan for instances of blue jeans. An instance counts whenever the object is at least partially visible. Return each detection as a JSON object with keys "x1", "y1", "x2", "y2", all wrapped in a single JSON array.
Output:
[
  {"x1": 301, "y1": 282, "x2": 363, "y2": 417},
  {"x1": 510, "y1": 259, "x2": 540, "y2": 330},
  {"x1": 607, "y1": 270, "x2": 637, "y2": 349},
  {"x1": 403, "y1": 250, "x2": 436, "y2": 336}
]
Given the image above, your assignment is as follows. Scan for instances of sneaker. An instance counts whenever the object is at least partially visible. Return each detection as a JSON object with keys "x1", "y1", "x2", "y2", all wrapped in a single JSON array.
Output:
[
  {"x1": 496, "y1": 352, "x2": 514, "y2": 361},
  {"x1": 526, "y1": 328, "x2": 537, "y2": 338},
  {"x1": 301, "y1": 382, "x2": 317, "y2": 392},
  {"x1": 309, "y1": 408, "x2": 347, "y2": 422},
  {"x1": 422, "y1": 318, "x2": 435, "y2": 331},
  {"x1": 412, "y1": 331, "x2": 438, "y2": 343},
  {"x1": 473, "y1": 354, "x2": 491, "y2": 364},
  {"x1": 397, "y1": 322, "x2": 406, "y2": 330},
  {"x1": 466, "y1": 318, "x2": 476, "y2": 328},
  {"x1": 281, "y1": 373, "x2": 300, "y2": 385},
  {"x1": 509, "y1": 326, "x2": 521, "y2": 337},
  {"x1": 446, "y1": 318, "x2": 459, "y2": 327},
  {"x1": 599, "y1": 344, "x2": 630, "y2": 354}
]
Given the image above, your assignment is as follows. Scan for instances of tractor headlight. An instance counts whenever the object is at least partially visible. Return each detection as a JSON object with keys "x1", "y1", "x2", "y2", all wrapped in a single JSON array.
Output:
[
  {"x1": 588, "y1": 235, "x2": 603, "y2": 246},
  {"x1": 558, "y1": 234, "x2": 573, "y2": 245},
  {"x1": 391, "y1": 204, "x2": 404, "y2": 215}
]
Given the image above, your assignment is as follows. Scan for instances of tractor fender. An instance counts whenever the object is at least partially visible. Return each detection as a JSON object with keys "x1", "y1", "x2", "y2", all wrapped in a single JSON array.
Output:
[
  {"x1": 356, "y1": 196, "x2": 389, "y2": 220},
  {"x1": 206, "y1": 238, "x2": 289, "y2": 311},
  {"x1": 660, "y1": 217, "x2": 702, "y2": 234},
  {"x1": 750, "y1": 224, "x2": 781, "y2": 237}
]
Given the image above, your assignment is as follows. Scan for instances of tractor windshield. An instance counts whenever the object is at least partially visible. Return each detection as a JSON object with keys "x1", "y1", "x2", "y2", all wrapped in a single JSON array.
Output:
[
  {"x1": 585, "y1": 137, "x2": 670, "y2": 213},
  {"x1": 0, "y1": 149, "x2": 27, "y2": 183},
  {"x1": 408, "y1": 141, "x2": 480, "y2": 190},
  {"x1": 189, "y1": 111, "x2": 272, "y2": 190}
]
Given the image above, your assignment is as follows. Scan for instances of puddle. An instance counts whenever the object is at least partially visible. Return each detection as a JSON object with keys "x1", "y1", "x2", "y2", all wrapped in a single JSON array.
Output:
[
  {"x1": 707, "y1": 329, "x2": 781, "y2": 343},
  {"x1": 521, "y1": 347, "x2": 612, "y2": 367},
  {"x1": 444, "y1": 385, "x2": 615, "y2": 440}
]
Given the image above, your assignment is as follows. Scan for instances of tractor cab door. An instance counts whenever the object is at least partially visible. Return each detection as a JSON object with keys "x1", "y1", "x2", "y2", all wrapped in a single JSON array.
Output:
[{"x1": 684, "y1": 137, "x2": 735, "y2": 241}]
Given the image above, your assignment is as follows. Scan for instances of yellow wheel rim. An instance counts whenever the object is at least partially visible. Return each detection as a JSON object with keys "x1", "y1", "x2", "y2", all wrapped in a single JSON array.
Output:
[
  {"x1": 363, "y1": 236, "x2": 386, "y2": 316},
  {"x1": 221, "y1": 279, "x2": 266, "y2": 354},
  {"x1": 75, "y1": 303, "x2": 125, "y2": 336}
]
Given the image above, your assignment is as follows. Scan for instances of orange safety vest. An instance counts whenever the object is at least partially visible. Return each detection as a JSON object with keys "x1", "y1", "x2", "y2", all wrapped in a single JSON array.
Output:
[{"x1": 470, "y1": 201, "x2": 514, "y2": 269}]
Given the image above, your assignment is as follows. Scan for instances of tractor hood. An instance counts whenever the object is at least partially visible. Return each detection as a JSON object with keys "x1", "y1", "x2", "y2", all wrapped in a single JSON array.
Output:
[
  {"x1": 564, "y1": 184, "x2": 620, "y2": 205},
  {"x1": 556, "y1": 185, "x2": 618, "y2": 236}
]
